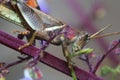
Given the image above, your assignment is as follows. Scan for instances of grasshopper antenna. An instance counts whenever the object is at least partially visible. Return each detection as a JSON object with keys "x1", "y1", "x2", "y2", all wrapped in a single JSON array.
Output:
[
  {"x1": 90, "y1": 32, "x2": 120, "y2": 39},
  {"x1": 89, "y1": 25, "x2": 120, "y2": 39},
  {"x1": 89, "y1": 24, "x2": 112, "y2": 39}
]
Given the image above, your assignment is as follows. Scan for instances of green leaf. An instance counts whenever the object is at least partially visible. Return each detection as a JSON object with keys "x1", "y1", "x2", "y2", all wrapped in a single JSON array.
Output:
[
  {"x1": 101, "y1": 66, "x2": 114, "y2": 76},
  {"x1": 0, "y1": 4, "x2": 22, "y2": 26},
  {"x1": 0, "y1": 4, "x2": 32, "y2": 31},
  {"x1": 70, "y1": 48, "x2": 93, "y2": 58},
  {"x1": 115, "y1": 65, "x2": 120, "y2": 73}
]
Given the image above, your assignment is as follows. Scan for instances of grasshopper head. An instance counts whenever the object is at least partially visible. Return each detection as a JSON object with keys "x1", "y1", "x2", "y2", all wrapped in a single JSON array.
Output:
[{"x1": 72, "y1": 31, "x2": 89, "y2": 53}]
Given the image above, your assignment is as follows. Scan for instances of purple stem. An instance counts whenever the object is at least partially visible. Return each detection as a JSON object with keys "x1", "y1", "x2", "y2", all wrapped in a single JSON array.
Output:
[
  {"x1": 79, "y1": 55, "x2": 92, "y2": 72},
  {"x1": 85, "y1": 55, "x2": 92, "y2": 72},
  {"x1": 93, "y1": 40, "x2": 120, "y2": 74},
  {"x1": 65, "y1": 0, "x2": 119, "y2": 65},
  {"x1": 0, "y1": 56, "x2": 31, "y2": 71},
  {"x1": 0, "y1": 30, "x2": 103, "y2": 80}
]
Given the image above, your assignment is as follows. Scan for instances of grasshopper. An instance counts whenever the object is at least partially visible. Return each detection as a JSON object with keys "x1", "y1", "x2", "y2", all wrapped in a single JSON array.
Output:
[{"x1": 0, "y1": 0, "x2": 120, "y2": 79}]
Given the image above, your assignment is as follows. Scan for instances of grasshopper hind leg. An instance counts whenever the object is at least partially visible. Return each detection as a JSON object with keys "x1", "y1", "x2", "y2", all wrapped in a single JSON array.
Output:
[
  {"x1": 17, "y1": 33, "x2": 25, "y2": 40},
  {"x1": 18, "y1": 31, "x2": 37, "y2": 50},
  {"x1": 13, "y1": 29, "x2": 30, "y2": 38}
]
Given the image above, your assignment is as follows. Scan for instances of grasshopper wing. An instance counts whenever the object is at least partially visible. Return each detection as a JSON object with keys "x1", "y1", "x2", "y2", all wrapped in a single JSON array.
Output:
[
  {"x1": 17, "y1": 1, "x2": 44, "y2": 31},
  {"x1": 30, "y1": 5, "x2": 64, "y2": 28},
  {"x1": 17, "y1": 1, "x2": 64, "y2": 31}
]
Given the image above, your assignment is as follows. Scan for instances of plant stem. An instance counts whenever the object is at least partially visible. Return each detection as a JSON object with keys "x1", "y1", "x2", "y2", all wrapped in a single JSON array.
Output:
[
  {"x1": 85, "y1": 55, "x2": 92, "y2": 72},
  {"x1": 93, "y1": 40, "x2": 120, "y2": 74},
  {"x1": 71, "y1": 66, "x2": 77, "y2": 80},
  {"x1": 0, "y1": 56, "x2": 31, "y2": 71},
  {"x1": 79, "y1": 55, "x2": 92, "y2": 72}
]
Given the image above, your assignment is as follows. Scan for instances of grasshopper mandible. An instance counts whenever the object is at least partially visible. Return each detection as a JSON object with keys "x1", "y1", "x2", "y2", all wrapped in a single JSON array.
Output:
[{"x1": 0, "y1": 0, "x2": 120, "y2": 79}]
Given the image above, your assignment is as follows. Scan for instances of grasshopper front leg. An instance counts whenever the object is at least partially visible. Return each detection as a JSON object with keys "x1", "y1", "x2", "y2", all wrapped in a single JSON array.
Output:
[{"x1": 62, "y1": 42, "x2": 77, "y2": 80}]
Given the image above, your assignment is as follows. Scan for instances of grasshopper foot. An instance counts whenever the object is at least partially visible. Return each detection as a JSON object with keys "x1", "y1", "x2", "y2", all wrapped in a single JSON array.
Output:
[
  {"x1": 18, "y1": 42, "x2": 31, "y2": 50},
  {"x1": 13, "y1": 30, "x2": 30, "y2": 39},
  {"x1": 12, "y1": 30, "x2": 30, "y2": 35},
  {"x1": 18, "y1": 31, "x2": 37, "y2": 50},
  {"x1": 14, "y1": 30, "x2": 31, "y2": 50}
]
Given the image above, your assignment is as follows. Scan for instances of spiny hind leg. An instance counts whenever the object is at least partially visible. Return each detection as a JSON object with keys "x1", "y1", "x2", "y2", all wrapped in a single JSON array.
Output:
[
  {"x1": 13, "y1": 30, "x2": 30, "y2": 40},
  {"x1": 18, "y1": 31, "x2": 38, "y2": 50}
]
